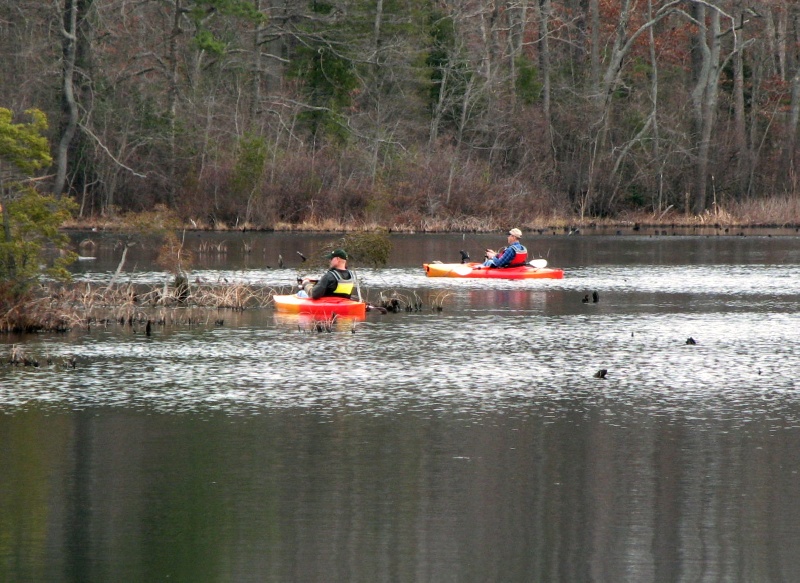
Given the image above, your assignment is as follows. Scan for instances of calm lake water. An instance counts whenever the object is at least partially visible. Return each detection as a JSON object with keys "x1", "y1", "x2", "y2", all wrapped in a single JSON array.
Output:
[{"x1": 2, "y1": 231, "x2": 800, "y2": 582}]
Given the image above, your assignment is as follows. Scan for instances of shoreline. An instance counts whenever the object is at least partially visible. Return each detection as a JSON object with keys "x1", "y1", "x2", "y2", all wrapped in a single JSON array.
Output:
[
  {"x1": 58, "y1": 206, "x2": 800, "y2": 236},
  {"x1": 60, "y1": 221, "x2": 800, "y2": 237}
]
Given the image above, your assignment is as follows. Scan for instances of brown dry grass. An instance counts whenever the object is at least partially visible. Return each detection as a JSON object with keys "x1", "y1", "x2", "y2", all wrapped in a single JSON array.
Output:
[
  {"x1": 0, "y1": 281, "x2": 280, "y2": 334},
  {"x1": 63, "y1": 195, "x2": 800, "y2": 235}
]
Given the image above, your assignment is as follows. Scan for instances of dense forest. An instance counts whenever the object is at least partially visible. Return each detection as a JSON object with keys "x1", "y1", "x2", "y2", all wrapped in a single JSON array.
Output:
[{"x1": 2, "y1": 0, "x2": 800, "y2": 230}]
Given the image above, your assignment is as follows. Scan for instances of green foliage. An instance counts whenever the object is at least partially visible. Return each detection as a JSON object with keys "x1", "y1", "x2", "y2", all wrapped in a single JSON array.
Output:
[
  {"x1": 424, "y1": 12, "x2": 475, "y2": 130},
  {"x1": 0, "y1": 108, "x2": 52, "y2": 177},
  {"x1": 232, "y1": 134, "x2": 267, "y2": 198},
  {"x1": 515, "y1": 56, "x2": 542, "y2": 105},
  {"x1": 193, "y1": 30, "x2": 227, "y2": 56},
  {"x1": 0, "y1": 108, "x2": 74, "y2": 300},
  {"x1": 626, "y1": 183, "x2": 646, "y2": 208},
  {"x1": 425, "y1": 13, "x2": 456, "y2": 106},
  {"x1": 289, "y1": 45, "x2": 359, "y2": 142},
  {"x1": 188, "y1": 0, "x2": 266, "y2": 57},
  {"x1": 327, "y1": 232, "x2": 393, "y2": 267},
  {"x1": 0, "y1": 188, "x2": 77, "y2": 293},
  {"x1": 203, "y1": 0, "x2": 265, "y2": 21},
  {"x1": 310, "y1": 0, "x2": 334, "y2": 15}
]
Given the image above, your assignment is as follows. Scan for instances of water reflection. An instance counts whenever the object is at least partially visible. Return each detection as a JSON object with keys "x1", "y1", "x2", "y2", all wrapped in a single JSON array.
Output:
[{"x1": 3, "y1": 234, "x2": 800, "y2": 582}]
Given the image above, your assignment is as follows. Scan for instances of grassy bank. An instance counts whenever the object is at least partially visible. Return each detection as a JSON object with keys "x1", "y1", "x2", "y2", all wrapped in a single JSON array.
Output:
[{"x1": 61, "y1": 196, "x2": 800, "y2": 234}]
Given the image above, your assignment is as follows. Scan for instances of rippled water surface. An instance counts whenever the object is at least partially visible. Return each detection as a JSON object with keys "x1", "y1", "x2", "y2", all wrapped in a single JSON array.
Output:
[{"x1": 2, "y1": 233, "x2": 800, "y2": 582}]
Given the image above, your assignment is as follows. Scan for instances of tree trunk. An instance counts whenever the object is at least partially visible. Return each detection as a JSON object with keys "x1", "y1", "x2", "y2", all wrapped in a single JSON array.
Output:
[
  {"x1": 691, "y1": 7, "x2": 722, "y2": 215},
  {"x1": 54, "y1": 0, "x2": 79, "y2": 198},
  {"x1": 2, "y1": 186, "x2": 15, "y2": 280},
  {"x1": 732, "y1": 32, "x2": 748, "y2": 194},
  {"x1": 647, "y1": 0, "x2": 661, "y2": 212},
  {"x1": 446, "y1": 75, "x2": 476, "y2": 205},
  {"x1": 250, "y1": 0, "x2": 263, "y2": 123},
  {"x1": 583, "y1": 0, "x2": 632, "y2": 216},
  {"x1": 783, "y1": 6, "x2": 800, "y2": 187},
  {"x1": 787, "y1": 70, "x2": 800, "y2": 184},
  {"x1": 507, "y1": 0, "x2": 528, "y2": 92},
  {"x1": 373, "y1": 0, "x2": 384, "y2": 68},
  {"x1": 537, "y1": 0, "x2": 552, "y2": 153},
  {"x1": 166, "y1": 0, "x2": 182, "y2": 208},
  {"x1": 589, "y1": 0, "x2": 599, "y2": 95},
  {"x1": 689, "y1": 1, "x2": 708, "y2": 213},
  {"x1": 777, "y1": 5, "x2": 788, "y2": 80}
]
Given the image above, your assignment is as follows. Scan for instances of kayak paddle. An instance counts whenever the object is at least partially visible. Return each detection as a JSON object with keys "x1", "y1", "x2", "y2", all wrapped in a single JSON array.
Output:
[{"x1": 449, "y1": 258, "x2": 548, "y2": 275}]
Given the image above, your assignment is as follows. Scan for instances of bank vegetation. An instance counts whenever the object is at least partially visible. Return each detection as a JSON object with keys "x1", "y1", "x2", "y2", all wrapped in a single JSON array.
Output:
[{"x1": 2, "y1": 0, "x2": 800, "y2": 233}]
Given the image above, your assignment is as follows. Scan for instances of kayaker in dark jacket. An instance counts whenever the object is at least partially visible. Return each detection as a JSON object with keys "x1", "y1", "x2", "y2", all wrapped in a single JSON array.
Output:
[
  {"x1": 300, "y1": 248, "x2": 357, "y2": 299},
  {"x1": 482, "y1": 228, "x2": 528, "y2": 268}
]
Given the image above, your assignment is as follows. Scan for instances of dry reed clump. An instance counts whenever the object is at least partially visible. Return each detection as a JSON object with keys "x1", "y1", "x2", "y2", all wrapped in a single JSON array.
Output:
[
  {"x1": 191, "y1": 283, "x2": 273, "y2": 310},
  {"x1": 726, "y1": 197, "x2": 800, "y2": 226},
  {"x1": 7, "y1": 344, "x2": 77, "y2": 368},
  {"x1": 272, "y1": 218, "x2": 388, "y2": 232},
  {"x1": 371, "y1": 289, "x2": 448, "y2": 312},
  {"x1": 1, "y1": 281, "x2": 278, "y2": 334},
  {"x1": 0, "y1": 298, "x2": 79, "y2": 334}
]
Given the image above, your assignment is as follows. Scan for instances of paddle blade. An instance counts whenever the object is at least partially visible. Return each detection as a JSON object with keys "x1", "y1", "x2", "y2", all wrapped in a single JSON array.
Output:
[
  {"x1": 529, "y1": 259, "x2": 548, "y2": 268},
  {"x1": 450, "y1": 264, "x2": 474, "y2": 276}
]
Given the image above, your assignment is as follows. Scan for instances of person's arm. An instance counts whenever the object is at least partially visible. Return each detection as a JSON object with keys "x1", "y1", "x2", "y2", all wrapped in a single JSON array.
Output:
[{"x1": 310, "y1": 272, "x2": 335, "y2": 299}]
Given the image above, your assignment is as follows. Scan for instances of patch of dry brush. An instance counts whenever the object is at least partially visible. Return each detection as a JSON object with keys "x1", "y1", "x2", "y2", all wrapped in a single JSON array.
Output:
[{"x1": 0, "y1": 281, "x2": 278, "y2": 334}]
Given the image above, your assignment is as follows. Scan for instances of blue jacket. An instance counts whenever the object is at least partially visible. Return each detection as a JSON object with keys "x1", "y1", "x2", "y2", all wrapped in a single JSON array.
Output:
[{"x1": 486, "y1": 241, "x2": 526, "y2": 268}]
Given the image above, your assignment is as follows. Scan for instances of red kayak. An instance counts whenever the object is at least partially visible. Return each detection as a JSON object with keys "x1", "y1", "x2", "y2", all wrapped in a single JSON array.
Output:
[
  {"x1": 423, "y1": 260, "x2": 564, "y2": 279},
  {"x1": 272, "y1": 294, "x2": 367, "y2": 317}
]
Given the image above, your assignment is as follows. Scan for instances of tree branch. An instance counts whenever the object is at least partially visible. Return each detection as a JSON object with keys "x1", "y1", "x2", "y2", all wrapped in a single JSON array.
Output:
[{"x1": 78, "y1": 123, "x2": 148, "y2": 178}]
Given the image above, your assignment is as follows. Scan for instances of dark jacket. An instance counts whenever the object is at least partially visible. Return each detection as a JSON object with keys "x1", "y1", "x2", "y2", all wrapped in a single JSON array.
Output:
[{"x1": 310, "y1": 268, "x2": 356, "y2": 299}]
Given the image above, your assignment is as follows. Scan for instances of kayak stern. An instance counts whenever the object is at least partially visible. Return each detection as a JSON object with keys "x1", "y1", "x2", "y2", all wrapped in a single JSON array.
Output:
[{"x1": 273, "y1": 294, "x2": 367, "y2": 317}]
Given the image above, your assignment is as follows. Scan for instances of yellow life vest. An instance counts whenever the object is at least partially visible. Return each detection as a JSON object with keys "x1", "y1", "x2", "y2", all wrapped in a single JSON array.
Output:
[{"x1": 330, "y1": 269, "x2": 355, "y2": 298}]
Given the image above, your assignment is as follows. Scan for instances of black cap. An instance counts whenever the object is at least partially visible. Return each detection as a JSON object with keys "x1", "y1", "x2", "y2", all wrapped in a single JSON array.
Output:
[{"x1": 324, "y1": 248, "x2": 348, "y2": 260}]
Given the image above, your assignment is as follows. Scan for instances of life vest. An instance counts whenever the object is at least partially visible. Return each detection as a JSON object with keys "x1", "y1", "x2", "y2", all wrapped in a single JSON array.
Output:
[
  {"x1": 330, "y1": 269, "x2": 356, "y2": 298},
  {"x1": 507, "y1": 244, "x2": 528, "y2": 267},
  {"x1": 508, "y1": 245, "x2": 528, "y2": 267}
]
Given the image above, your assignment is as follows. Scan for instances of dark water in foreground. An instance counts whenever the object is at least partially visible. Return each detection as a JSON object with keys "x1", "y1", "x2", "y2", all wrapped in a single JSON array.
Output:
[{"x1": 2, "y1": 232, "x2": 800, "y2": 582}]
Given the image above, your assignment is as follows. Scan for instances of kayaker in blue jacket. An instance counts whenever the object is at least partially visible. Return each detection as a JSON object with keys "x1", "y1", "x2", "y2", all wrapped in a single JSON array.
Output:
[
  {"x1": 299, "y1": 248, "x2": 357, "y2": 299},
  {"x1": 482, "y1": 228, "x2": 528, "y2": 268}
]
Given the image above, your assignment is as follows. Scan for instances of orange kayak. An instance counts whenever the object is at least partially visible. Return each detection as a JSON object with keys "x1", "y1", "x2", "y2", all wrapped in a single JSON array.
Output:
[
  {"x1": 423, "y1": 262, "x2": 564, "y2": 279},
  {"x1": 273, "y1": 294, "x2": 367, "y2": 317}
]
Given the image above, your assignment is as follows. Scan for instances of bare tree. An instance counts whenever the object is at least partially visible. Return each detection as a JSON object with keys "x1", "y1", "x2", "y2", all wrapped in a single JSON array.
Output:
[{"x1": 53, "y1": 0, "x2": 79, "y2": 198}]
